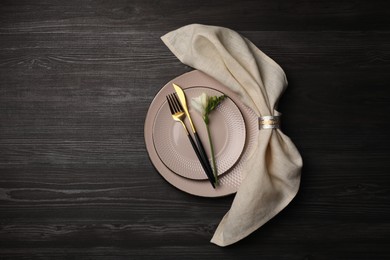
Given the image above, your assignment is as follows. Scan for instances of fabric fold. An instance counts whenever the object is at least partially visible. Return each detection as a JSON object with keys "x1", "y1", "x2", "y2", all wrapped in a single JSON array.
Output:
[{"x1": 161, "y1": 24, "x2": 302, "y2": 247}]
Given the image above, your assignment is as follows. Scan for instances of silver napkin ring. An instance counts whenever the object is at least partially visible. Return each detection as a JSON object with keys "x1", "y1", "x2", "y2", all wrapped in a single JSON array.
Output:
[{"x1": 259, "y1": 115, "x2": 281, "y2": 130}]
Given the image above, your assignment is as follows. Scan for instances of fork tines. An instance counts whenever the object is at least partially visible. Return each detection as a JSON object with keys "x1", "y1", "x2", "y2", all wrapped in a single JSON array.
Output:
[{"x1": 167, "y1": 93, "x2": 183, "y2": 114}]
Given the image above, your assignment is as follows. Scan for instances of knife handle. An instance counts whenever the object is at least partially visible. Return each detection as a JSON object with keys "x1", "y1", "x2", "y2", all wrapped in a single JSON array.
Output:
[
  {"x1": 193, "y1": 132, "x2": 215, "y2": 182},
  {"x1": 186, "y1": 133, "x2": 216, "y2": 188}
]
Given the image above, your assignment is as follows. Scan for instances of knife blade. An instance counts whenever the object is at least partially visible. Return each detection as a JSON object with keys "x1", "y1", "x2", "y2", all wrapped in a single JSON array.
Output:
[
  {"x1": 173, "y1": 83, "x2": 216, "y2": 187},
  {"x1": 172, "y1": 83, "x2": 196, "y2": 133}
]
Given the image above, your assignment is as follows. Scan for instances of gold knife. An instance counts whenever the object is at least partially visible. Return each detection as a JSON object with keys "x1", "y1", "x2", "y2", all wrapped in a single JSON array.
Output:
[{"x1": 173, "y1": 83, "x2": 216, "y2": 187}]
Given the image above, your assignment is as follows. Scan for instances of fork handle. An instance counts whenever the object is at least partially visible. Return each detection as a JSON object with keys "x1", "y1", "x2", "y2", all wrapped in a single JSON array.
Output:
[
  {"x1": 193, "y1": 132, "x2": 215, "y2": 183},
  {"x1": 186, "y1": 133, "x2": 216, "y2": 188}
]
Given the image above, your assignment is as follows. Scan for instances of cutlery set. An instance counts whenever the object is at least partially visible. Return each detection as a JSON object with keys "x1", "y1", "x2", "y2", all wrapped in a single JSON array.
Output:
[{"x1": 166, "y1": 84, "x2": 216, "y2": 188}]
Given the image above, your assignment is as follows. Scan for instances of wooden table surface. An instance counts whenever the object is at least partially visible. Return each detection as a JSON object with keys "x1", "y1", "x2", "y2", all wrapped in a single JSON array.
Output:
[{"x1": 1, "y1": 0, "x2": 389, "y2": 259}]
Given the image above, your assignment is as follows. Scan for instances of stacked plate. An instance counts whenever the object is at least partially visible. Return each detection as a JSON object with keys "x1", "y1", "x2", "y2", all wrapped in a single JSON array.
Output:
[{"x1": 144, "y1": 70, "x2": 258, "y2": 197}]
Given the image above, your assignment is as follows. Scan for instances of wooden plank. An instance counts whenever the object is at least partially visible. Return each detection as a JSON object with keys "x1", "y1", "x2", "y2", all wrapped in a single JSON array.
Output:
[{"x1": 0, "y1": 0, "x2": 389, "y2": 31}]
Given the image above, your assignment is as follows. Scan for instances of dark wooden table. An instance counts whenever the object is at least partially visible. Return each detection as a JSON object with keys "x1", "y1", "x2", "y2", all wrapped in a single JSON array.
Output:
[{"x1": 1, "y1": 0, "x2": 389, "y2": 259}]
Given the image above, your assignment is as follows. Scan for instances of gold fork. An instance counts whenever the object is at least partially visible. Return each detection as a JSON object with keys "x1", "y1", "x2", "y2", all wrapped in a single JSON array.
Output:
[{"x1": 166, "y1": 93, "x2": 216, "y2": 188}]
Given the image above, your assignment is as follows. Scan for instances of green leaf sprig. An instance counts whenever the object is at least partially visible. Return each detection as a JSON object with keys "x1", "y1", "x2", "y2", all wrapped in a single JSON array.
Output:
[{"x1": 191, "y1": 93, "x2": 226, "y2": 186}]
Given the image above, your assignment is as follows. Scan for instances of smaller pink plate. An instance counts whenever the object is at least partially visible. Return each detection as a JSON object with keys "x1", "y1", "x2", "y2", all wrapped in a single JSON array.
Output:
[{"x1": 152, "y1": 87, "x2": 246, "y2": 180}]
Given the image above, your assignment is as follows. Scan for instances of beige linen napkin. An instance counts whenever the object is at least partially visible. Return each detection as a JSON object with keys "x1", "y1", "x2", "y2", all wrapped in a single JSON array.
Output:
[{"x1": 161, "y1": 24, "x2": 302, "y2": 247}]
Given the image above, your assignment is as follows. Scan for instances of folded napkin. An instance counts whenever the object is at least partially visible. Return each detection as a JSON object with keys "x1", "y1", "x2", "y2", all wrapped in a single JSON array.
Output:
[{"x1": 161, "y1": 24, "x2": 302, "y2": 247}]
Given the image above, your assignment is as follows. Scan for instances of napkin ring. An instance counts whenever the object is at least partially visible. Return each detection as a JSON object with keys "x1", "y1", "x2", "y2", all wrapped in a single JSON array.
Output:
[{"x1": 259, "y1": 115, "x2": 281, "y2": 130}]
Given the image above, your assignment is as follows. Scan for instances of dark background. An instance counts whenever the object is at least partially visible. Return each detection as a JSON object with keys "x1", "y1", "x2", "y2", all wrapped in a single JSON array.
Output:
[{"x1": 1, "y1": 0, "x2": 389, "y2": 259}]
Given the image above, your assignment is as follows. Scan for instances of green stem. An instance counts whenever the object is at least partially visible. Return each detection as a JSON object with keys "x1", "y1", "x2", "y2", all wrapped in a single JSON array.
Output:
[{"x1": 206, "y1": 122, "x2": 218, "y2": 185}]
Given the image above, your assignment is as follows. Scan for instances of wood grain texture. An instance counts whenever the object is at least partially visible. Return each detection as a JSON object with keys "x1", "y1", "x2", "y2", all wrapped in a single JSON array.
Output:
[{"x1": 1, "y1": 0, "x2": 390, "y2": 259}]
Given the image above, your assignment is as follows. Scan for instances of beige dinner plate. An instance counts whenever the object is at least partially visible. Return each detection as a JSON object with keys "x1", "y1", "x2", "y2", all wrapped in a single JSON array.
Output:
[
  {"x1": 152, "y1": 87, "x2": 246, "y2": 180},
  {"x1": 144, "y1": 70, "x2": 258, "y2": 197}
]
